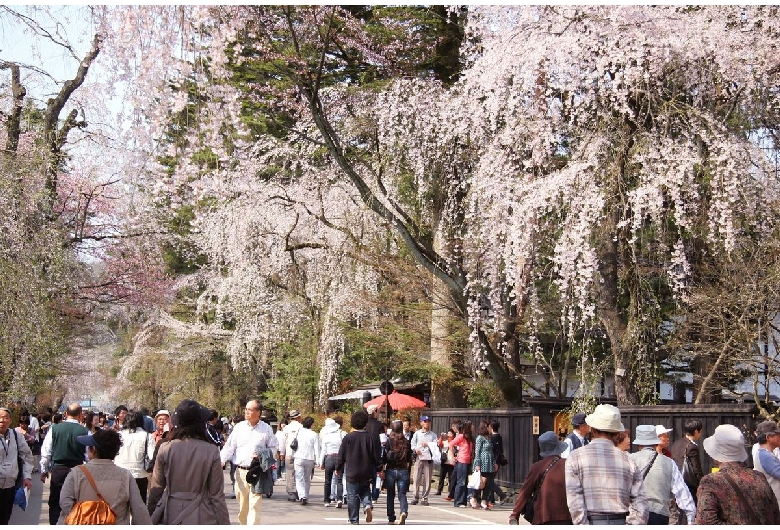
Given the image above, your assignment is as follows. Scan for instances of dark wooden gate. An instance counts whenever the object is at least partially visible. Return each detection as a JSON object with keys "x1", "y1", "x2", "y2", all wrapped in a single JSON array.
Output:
[{"x1": 429, "y1": 400, "x2": 760, "y2": 493}]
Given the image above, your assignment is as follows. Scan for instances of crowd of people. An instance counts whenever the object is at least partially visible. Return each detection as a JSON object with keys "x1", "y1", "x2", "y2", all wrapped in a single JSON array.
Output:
[
  {"x1": 0, "y1": 400, "x2": 246, "y2": 525},
  {"x1": 5, "y1": 399, "x2": 780, "y2": 525},
  {"x1": 509, "y1": 403, "x2": 780, "y2": 525}
]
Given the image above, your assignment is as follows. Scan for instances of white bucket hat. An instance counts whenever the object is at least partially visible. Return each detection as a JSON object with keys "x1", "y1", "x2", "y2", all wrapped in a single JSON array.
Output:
[
  {"x1": 633, "y1": 425, "x2": 661, "y2": 446},
  {"x1": 703, "y1": 424, "x2": 748, "y2": 463},
  {"x1": 585, "y1": 404, "x2": 625, "y2": 433},
  {"x1": 655, "y1": 425, "x2": 673, "y2": 436}
]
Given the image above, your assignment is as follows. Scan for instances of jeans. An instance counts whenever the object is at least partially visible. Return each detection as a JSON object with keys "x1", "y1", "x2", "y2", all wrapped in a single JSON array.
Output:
[
  {"x1": 453, "y1": 462, "x2": 469, "y2": 506},
  {"x1": 371, "y1": 471, "x2": 380, "y2": 501},
  {"x1": 346, "y1": 480, "x2": 373, "y2": 524},
  {"x1": 384, "y1": 468, "x2": 410, "y2": 522},
  {"x1": 323, "y1": 454, "x2": 343, "y2": 502}
]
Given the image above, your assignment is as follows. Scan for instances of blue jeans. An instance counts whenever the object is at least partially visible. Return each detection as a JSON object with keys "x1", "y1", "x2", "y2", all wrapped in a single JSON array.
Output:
[
  {"x1": 323, "y1": 455, "x2": 343, "y2": 502},
  {"x1": 371, "y1": 472, "x2": 380, "y2": 501},
  {"x1": 384, "y1": 468, "x2": 409, "y2": 522},
  {"x1": 453, "y1": 462, "x2": 469, "y2": 506},
  {"x1": 346, "y1": 480, "x2": 373, "y2": 524}
]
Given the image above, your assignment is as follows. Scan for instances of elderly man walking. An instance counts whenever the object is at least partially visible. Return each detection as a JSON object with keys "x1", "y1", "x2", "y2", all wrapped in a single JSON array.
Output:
[
  {"x1": 282, "y1": 410, "x2": 303, "y2": 502},
  {"x1": 220, "y1": 399, "x2": 279, "y2": 525},
  {"x1": 629, "y1": 425, "x2": 695, "y2": 524},
  {"x1": 410, "y1": 415, "x2": 438, "y2": 506},
  {"x1": 561, "y1": 412, "x2": 589, "y2": 458},
  {"x1": 565, "y1": 404, "x2": 649, "y2": 524},
  {"x1": 0, "y1": 407, "x2": 34, "y2": 525},
  {"x1": 39, "y1": 403, "x2": 88, "y2": 525},
  {"x1": 753, "y1": 420, "x2": 780, "y2": 507}
]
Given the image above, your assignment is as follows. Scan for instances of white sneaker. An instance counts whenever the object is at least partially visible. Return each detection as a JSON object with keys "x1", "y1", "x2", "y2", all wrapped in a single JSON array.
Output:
[{"x1": 336, "y1": 500, "x2": 343, "y2": 508}]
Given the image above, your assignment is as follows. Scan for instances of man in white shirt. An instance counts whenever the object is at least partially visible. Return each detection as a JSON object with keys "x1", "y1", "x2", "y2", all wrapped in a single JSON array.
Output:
[
  {"x1": 410, "y1": 415, "x2": 439, "y2": 506},
  {"x1": 275, "y1": 421, "x2": 287, "y2": 483},
  {"x1": 629, "y1": 425, "x2": 696, "y2": 524},
  {"x1": 220, "y1": 400, "x2": 279, "y2": 525},
  {"x1": 282, "y1": 410, "x2": 303, "y2": 502},
  {"x1": 561, "y1": 412, "x2": 590, "y2": 458}
]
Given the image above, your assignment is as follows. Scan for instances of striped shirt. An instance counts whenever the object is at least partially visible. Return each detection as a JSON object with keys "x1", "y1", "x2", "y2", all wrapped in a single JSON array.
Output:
[{"x1": 565, "y1": 437, "x2": 649, "y2": 524}]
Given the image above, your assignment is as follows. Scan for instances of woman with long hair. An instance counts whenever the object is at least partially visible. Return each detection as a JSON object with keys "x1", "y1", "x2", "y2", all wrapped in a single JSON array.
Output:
[
  {"x1": 450, "y1": 420, "x2": 474, "y2": 508},
  {"x1": 472, "y1": 421, "x2": 496, "y2": 510},
  {"x1": 114, "y1": 411, "x2": 155, "y2": 504},
  {"x1": 147, "y1": 399, "x2": 230, "y2": 524},
  {"x1": 384, "y1": 420, "x2": 412, "y2": 524},
  {"x1": 58, "y1": 428, "x2": 152, "y2": 524}
]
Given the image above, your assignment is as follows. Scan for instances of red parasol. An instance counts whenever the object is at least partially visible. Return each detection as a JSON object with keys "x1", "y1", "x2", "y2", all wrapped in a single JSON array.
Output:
[{"x1": 363, "y1": 391, "x2": 426, "y2": 411}]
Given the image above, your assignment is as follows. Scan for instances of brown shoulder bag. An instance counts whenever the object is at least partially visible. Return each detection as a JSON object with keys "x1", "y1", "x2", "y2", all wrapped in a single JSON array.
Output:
[{"x1": 65, "y1": 465, "x2": 117, "y2": 525}]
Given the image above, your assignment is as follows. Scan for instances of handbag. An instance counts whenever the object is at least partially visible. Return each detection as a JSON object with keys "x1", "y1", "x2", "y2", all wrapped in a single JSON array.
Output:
[
  {"x1": 65, "y1": 466, "x2": 117, "y2": 525},
  {"x1": 13, "y1": 431, "x2": 24, "y2": 490},
  {"x1": 520, "y1": 456, "x2": 559, "y2": 524},
  {"x1": 497, "y1": 453, "x2": 508, "y2": 467},
  {"x1": 143, "y1": 434, "x2": 154, "y2": 472},
  {"x1": 289, "y1": 431, "x2": 299, "y2": 451},
  {"x1": 682, "y1": 453, "x2": 700, "y2": 491},
  {"x1": 467, "y1": 469, "x2": 482, "y2": 489}
]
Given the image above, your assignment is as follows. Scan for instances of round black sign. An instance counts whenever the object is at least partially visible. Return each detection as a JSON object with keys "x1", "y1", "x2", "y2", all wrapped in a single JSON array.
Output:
[{"x1": 379, "y1": 380, "x2": 395, "y2": 395}]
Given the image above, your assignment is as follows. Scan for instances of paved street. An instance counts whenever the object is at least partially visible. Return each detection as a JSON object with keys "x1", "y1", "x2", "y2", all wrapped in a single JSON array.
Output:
[{"x1": 10, "y1": 466, "x2": 526, "y2": 525}]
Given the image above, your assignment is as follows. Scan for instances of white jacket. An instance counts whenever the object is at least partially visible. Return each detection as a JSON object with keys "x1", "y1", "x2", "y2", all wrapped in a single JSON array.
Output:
[
  {"x1": 292, "y1": 427, "x2": 320, "y2": 462},
  {"x1": 114, "y1": 428, "x2": 154, "y2": 479},
  {"x1": 318, "y1": 419, "x2": 346, "y2": 466}
]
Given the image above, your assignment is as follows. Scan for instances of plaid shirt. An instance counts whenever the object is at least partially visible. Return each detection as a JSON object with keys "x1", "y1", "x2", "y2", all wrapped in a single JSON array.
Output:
[{"x1": 565, "y1": 437, "x2": 649, "y2": 524}]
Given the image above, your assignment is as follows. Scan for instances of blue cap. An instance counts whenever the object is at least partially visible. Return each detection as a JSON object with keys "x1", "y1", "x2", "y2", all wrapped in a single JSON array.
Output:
[
  {"x1": 76, "y1": 433, "x2": 99, "y2": 447},
  {"x1": 420, "y1": 415, "x2": 430, "y2": 422}
]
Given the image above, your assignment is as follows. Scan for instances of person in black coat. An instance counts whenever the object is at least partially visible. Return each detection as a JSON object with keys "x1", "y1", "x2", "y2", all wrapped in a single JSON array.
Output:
[{"x1": 336, "y1": 410, "x2": 382, "y2": 525}]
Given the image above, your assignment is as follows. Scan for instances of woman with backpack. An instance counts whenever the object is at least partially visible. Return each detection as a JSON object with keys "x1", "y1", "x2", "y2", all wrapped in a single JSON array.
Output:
[{"x1": 384, "y1": 420, "x2": 412, "y2": 524}]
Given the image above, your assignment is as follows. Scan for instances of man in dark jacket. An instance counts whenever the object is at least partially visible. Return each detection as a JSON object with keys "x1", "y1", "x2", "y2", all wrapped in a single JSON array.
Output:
[
  {"x1": 670, "y1": 419, "x2": 703, "y2": 502},
  {"x1": 364, "y1": 404, "x2": 384, "y2": 501},
  {"x1": 337, "y1": 410, "x2": 382, "y2": 525}
]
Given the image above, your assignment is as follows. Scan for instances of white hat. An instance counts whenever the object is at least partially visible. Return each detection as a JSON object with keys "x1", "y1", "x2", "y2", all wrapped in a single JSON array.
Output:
[
  {"x1": 655, "y1": 425, "x2": 673, "y2": 436},
  {"x1": 366, "y1": 404, "x2": 379, "y2": 414},
  {"x1": 154, "y1": 409, "x2": 170, "y2": 419},
  {"x1": 633, "y1": 425, "x2": 661, "y2": 446},
  {"x1": 703, "y1": 424, "x2": 748, "y2": 463},
  {"x1": 585, "y1": 404, "x2": 625, "y2": 433}
]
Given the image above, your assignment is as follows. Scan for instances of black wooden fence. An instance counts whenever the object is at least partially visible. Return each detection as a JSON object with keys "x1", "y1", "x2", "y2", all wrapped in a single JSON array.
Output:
[{"x1": 428, "y1": 399, "x2": 760, "y2": 493}]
